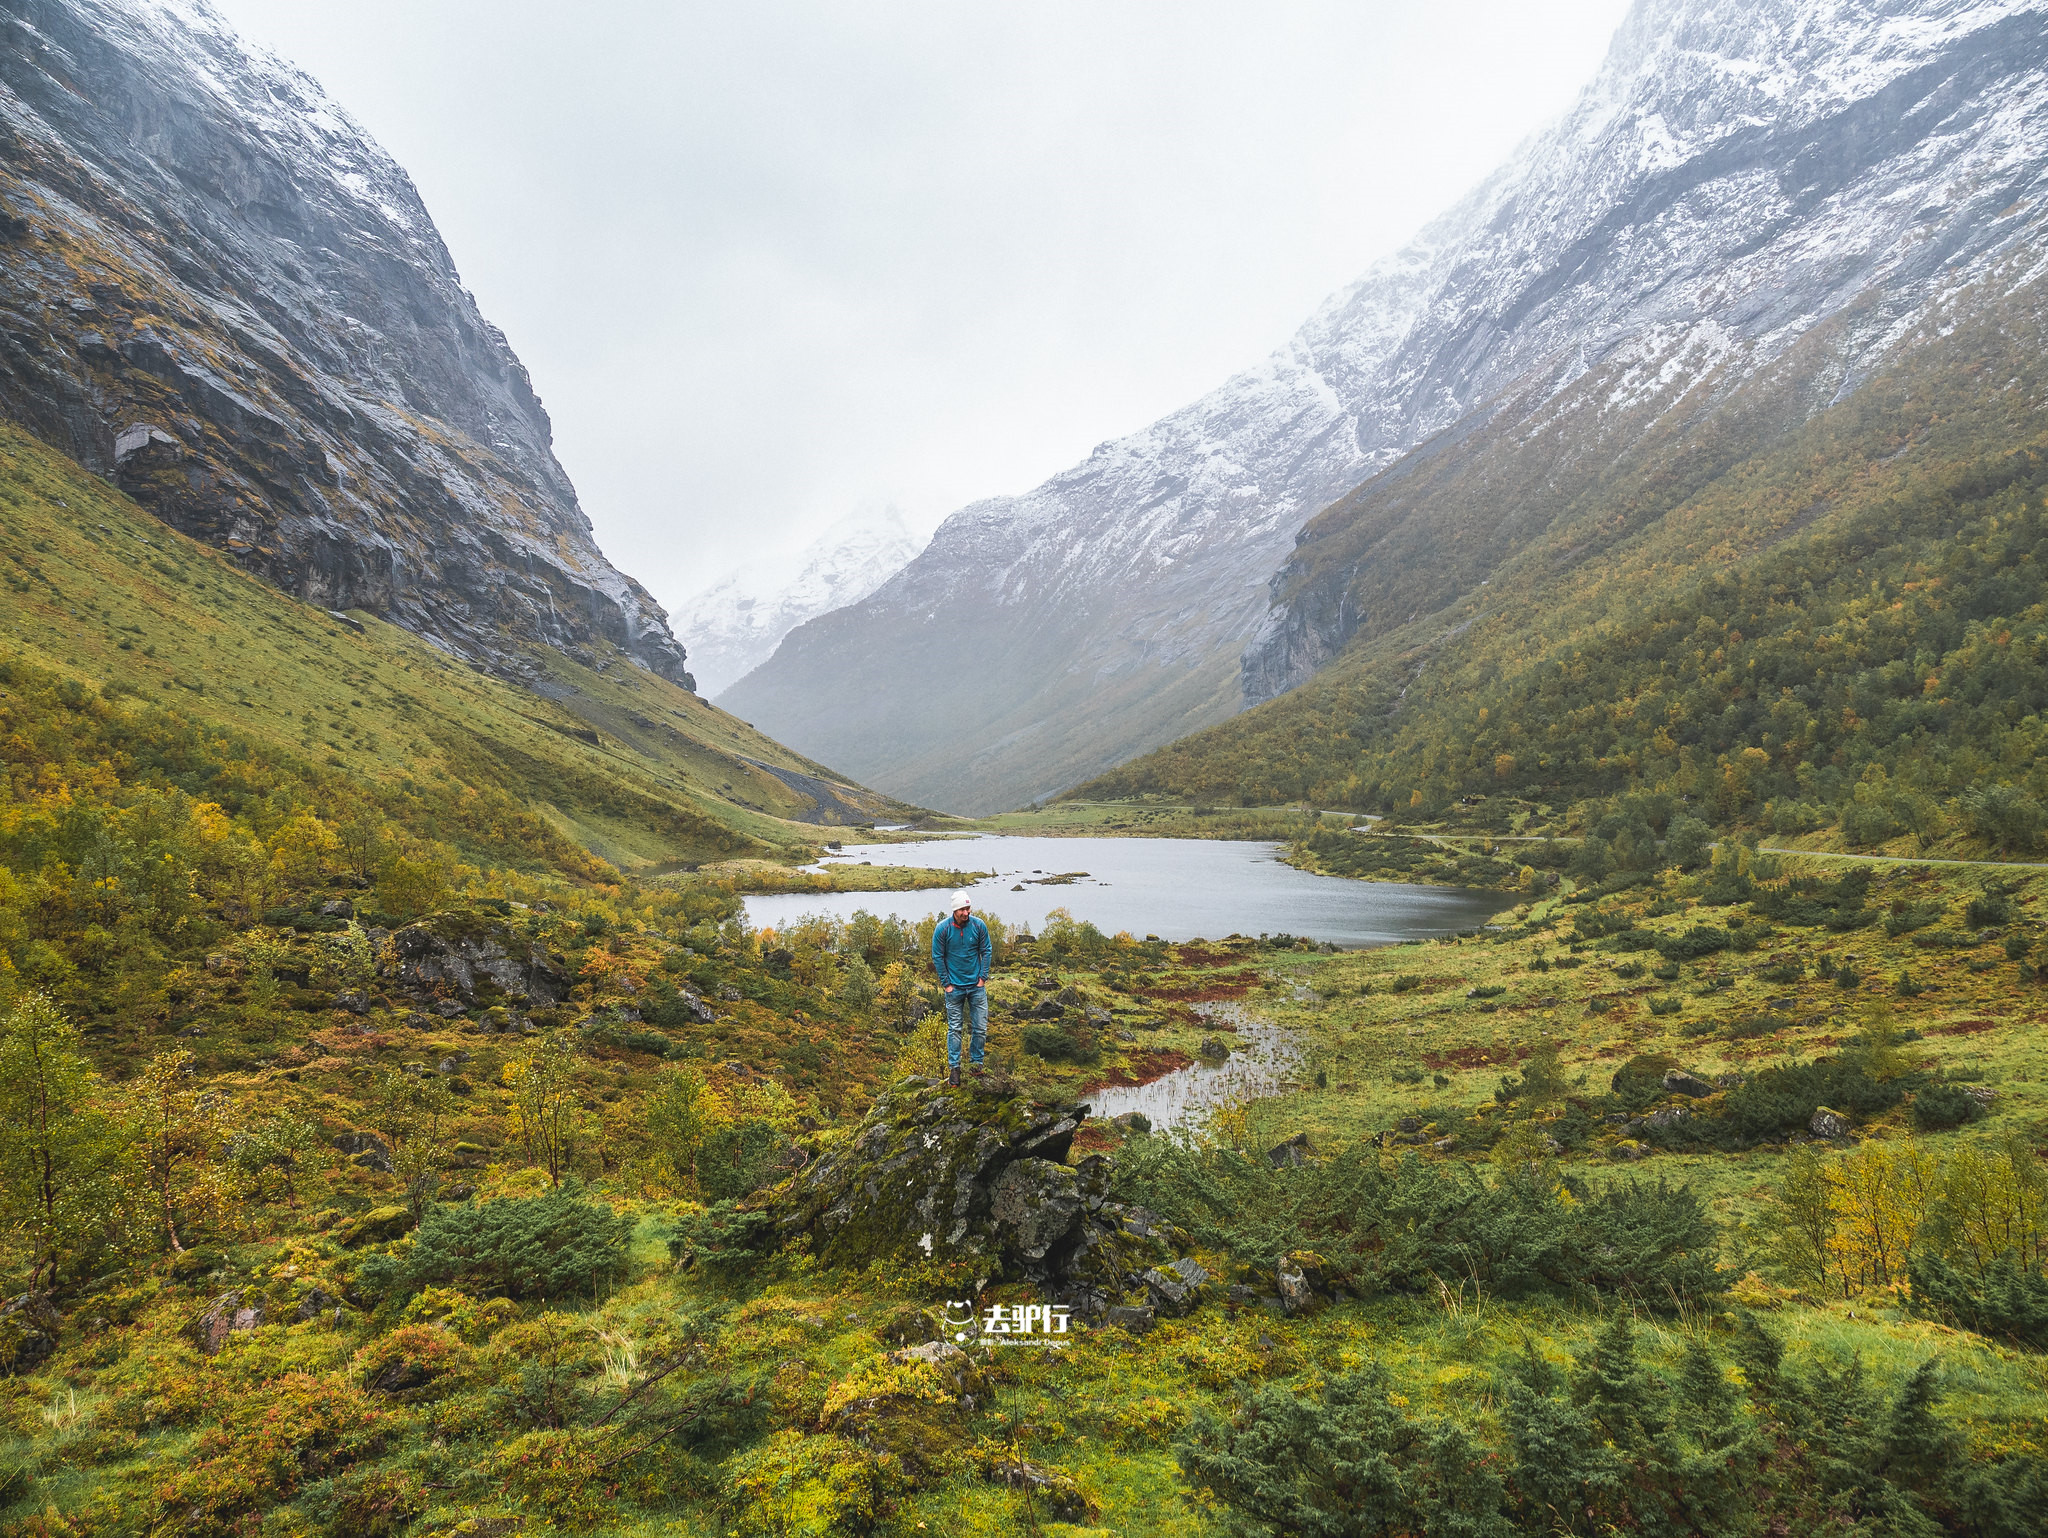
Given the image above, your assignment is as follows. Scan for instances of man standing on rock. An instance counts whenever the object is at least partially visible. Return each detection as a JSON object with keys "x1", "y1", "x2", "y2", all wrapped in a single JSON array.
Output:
[{"x1": 931, "y1": 891, "x2": 991, "y2": 1086}]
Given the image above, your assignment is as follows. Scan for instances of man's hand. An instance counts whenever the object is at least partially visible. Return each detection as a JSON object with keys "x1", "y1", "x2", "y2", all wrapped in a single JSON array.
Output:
[{"x1": 944, "y1": 984, "x2": 954, "y2": 993}]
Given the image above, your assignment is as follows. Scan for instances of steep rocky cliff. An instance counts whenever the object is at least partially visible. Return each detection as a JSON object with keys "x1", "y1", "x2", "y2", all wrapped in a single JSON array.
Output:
[
  {"x1": 726, "y1": 0, "x2": 2048, "y2": 815},
  {"x1": 0, "y1": 0, "x2": 691, "y2": 684}
]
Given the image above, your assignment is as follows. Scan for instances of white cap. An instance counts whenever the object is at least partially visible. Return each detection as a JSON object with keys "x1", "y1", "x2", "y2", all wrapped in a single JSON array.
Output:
[{"x1": 950, "y1": 891, "x2": 973, "y2": 911}]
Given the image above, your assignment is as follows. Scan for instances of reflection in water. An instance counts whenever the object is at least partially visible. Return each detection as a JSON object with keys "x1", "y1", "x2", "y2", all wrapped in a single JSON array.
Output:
[
  {"x1": 743, "y1": 834, "x2": 1512, "y2": 949},
  {"x1": 1087, "y1": 1005, "x2": 1301, "y2": 1133}
]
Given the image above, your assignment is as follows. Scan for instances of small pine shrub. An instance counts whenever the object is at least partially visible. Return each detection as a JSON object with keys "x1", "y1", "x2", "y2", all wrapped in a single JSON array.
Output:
[
  {"x1": 1966, "y1": 890, "x2": 2013, "y2": 929},
  {"x1": 364, "y1": 1184, "x2": 631, "y2": 1301},
  {"x1": 1911, "y1": 1082, "x2": 1987, "y2": 1131},
  {"x1": 1909, "y1": 1252, "x2": 2048, "y2": 1348}
]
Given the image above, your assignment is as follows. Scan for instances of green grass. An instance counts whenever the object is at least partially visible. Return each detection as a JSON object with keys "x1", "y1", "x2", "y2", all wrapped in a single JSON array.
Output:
[{"x1": 0, "y1": 422, "x2": 913, "y2": 868}]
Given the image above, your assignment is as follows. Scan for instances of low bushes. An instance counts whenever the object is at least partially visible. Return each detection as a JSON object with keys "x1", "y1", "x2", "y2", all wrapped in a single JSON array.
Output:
[
  {"x1": 1110, "y1": 1140, "x2": 1718, "y2": 1305},
  {"x1": 1911, "y1": 1082, "x2": 1988, "y2": 1131},
  {"x1": 358, "y1": 1185, "x2": 631, "y2": 1302},
  {"x1": 1021, "y1": 1023, "x2": 1097, "y2": 1064},
  {"x1": 1909, "y1": 1253, "x2": 2048, "y2": 1349},
  {"x1": 1179, "y1": 1313, "x2": 2048, "y2": 1538},
  {"x1": 1645, "y1": 1055, "x2": 1906, "y2": 1150}
]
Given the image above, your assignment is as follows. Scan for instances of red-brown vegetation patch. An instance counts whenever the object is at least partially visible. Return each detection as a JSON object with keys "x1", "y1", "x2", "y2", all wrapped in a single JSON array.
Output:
[
  {"x1": 1927, "y1": 1019, "x2": 1999, "y2": 1036},
  {"x1": 1070, "y1": 1123, "x2": 1118, "y2": 1155},
  {"x1": 1423, "y1": 1044, "x2": 1533, "y2": 1071},
  {"x1": 1147, "y1": 969, "x2": 1261, "y2": 1002},
  {"x1": 1082, "y1": 1049, "x2": 1193, "y2": 1092},
  {"x1": 311, "y1": 1027, "x2": 383, "y2": 1055}
]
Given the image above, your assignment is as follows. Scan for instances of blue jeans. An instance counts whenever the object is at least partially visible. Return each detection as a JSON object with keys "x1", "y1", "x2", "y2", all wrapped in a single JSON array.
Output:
[{"x1": 943, "y1": 985, "x2": 987, "y2": 1068}]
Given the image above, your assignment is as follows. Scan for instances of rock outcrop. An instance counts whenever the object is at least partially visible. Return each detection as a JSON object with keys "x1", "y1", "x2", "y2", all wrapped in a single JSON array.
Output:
[
  {"x1": 769, "y1": 1079, "x2": 1188, "y2": 1318},
  {"x1": 191, "y1": 1289, "x2": 262, "y2": 1354},
  {"x1": 379, "y1": 912, "x2": 566, "y2": 1006},
  {"x1": 0, "y1": 0, "x2": 691, "y2": 685}
]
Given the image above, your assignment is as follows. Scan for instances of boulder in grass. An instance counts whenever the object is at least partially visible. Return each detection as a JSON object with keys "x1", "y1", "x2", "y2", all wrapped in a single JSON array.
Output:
[
  {"x1": 0, "y1": 1293, "x2": 61, "y2": 1374},
  {"x1": 338, "y1": 1206, "x2": 414, "y2": 1248},
  {"x1": 381, "y1": 912, "x2": 567, "y2": 1004},
  {"x1": 1810, "y1": 1107, "x2": 1851, "y2": 1139},
  {"x1": 1276, "y1": 1251, "x2": 1329, "y2": 1316},
  {"x1": 191, "y1": 1290, "x2": 262, "y2": 1355},
  {"x1": 986, "y1": 1460, "x2": 1091, "y2": 1524},
  {"x1": 294, "y1": 1287, "x2": 341, "y2": 1324},
  {"x1": 1267, "y1": 1131, "x2": 1312, "y2": 1167},
  {"x1": 1143, "y1": 1257, "x2": 1211, "y2": 1316},
  {"x1": 1663, "y1": 1069, "x2": 1716, "y2": 1098}
]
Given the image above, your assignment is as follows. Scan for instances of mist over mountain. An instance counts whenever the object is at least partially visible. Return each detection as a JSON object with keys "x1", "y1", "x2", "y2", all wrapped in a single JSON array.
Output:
[
  {"x1": 682, "y1": 508, "x2": 920, "y2": 699},
  {"x1": 726, "y1": 0, "x2": 2048, "y2": 815},
  {"x1": 0, "y1": 0, "x2": 692, "y2": 685}
]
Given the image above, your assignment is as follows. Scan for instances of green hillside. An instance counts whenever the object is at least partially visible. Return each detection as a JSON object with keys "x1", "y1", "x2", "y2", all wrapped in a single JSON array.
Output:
[
  {"x1": 1077, "y1": 274, "x2": 2048, "y2": 860},
  {"x1": 0, "y1": 422, "x2": 912, "y2": 874}
]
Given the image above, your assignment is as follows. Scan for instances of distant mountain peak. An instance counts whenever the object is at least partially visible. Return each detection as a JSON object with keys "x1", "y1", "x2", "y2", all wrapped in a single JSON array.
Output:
[{"x1": 681, "y1": 507, "x2": 922, "y2": 697}]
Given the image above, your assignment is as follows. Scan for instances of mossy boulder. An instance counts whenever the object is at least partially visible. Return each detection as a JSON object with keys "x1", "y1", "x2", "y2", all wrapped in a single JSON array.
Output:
[
  {"x1": 768, "y1": 1079, "x2": 1170, "y2": 1314},
  {"x1": 824, "y1": 1341, "x2": 981, "y2": 1486},
  {"x1": 339, "y1": 1206, "x2": 414, "y2": 1249}
]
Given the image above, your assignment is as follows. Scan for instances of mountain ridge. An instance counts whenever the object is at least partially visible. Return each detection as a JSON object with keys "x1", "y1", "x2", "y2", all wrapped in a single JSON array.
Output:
[
  {"x1": 726, "y1": 0, "x2": 2048, "y2": 815},
  {"x1": 0, "y1": 0, "x2": 693, "y2": 685}
]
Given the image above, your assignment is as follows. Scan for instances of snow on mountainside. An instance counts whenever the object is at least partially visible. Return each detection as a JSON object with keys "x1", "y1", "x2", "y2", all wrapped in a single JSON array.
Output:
[
  {"x1": 725, "y1": 0, "x2": 2048, "y2": 815},
  {"x1": 682, "y1": 509, "x2": 920, "y2": 699},
  {"x1": 0, "y1": 0, "x2": 691, "y2": 682}
]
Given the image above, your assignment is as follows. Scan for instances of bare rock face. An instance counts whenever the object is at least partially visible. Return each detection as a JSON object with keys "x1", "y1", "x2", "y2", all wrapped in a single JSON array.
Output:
[
  {"x1": 0, "y1": 0, "x2": 690, "y2": 685},
  {"x1": 380, "y1": 913, "x2": 566, "y2": 1006},
  {"x1": 769, "y1": 1079, "x2": 1178, "y2": 1317}
]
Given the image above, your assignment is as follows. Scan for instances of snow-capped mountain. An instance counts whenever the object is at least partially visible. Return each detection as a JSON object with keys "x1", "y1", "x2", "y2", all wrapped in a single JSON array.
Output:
[
  {"x1": 0, "y1": 0, "x2": 690, "y2": 682},
  {"x1": 725, "y1": 0, "x2": 2048, "y2": 815},
  {"x1": 681, "y1": 509, "x2": 921, "y2": 698}
]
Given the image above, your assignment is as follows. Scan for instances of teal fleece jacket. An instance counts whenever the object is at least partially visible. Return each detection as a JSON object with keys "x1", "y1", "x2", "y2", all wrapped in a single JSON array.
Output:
[{"x1": 931, "y1": 914, "x2": 991, "y2": 988}]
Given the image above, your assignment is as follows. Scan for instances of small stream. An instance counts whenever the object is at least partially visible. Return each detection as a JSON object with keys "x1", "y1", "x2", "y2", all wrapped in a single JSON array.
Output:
[{"x1": 1085, "y1": 1003, "x2": 1302, "y2": 1132}]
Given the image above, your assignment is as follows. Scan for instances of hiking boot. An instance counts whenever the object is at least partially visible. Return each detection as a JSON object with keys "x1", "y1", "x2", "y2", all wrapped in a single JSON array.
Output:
[
  {"x1": 970, "y1": 1063, "x2": 985, "y2": 1077},
  {"x1": 948, "y1": 1065, "x2": 961, "y2": 1087}
]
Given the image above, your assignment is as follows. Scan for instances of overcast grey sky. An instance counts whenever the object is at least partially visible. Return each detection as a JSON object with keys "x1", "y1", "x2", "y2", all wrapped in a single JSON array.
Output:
[{"x1": 204, "y1": 0, "x2": 1634, "y2": 621}]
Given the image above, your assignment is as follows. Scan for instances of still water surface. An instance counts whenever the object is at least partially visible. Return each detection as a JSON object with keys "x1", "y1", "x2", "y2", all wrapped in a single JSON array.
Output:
[
  {"x1": 740, "y1": 834, "x2": 1509, "y2": 948},
  {"x1": 1086, "y1": 1006, "x2": 1304, "y2": 1130}
]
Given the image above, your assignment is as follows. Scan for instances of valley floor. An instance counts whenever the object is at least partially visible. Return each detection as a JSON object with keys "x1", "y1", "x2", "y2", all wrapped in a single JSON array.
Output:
[{"x1": 2, "y1": 844, "x2": 2043, "y2": 1536}]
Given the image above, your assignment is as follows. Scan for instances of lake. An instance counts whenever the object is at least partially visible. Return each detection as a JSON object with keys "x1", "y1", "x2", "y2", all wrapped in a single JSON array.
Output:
[{"x1": 740, "y1": 834, "x2": 1510, "y2": 947}]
